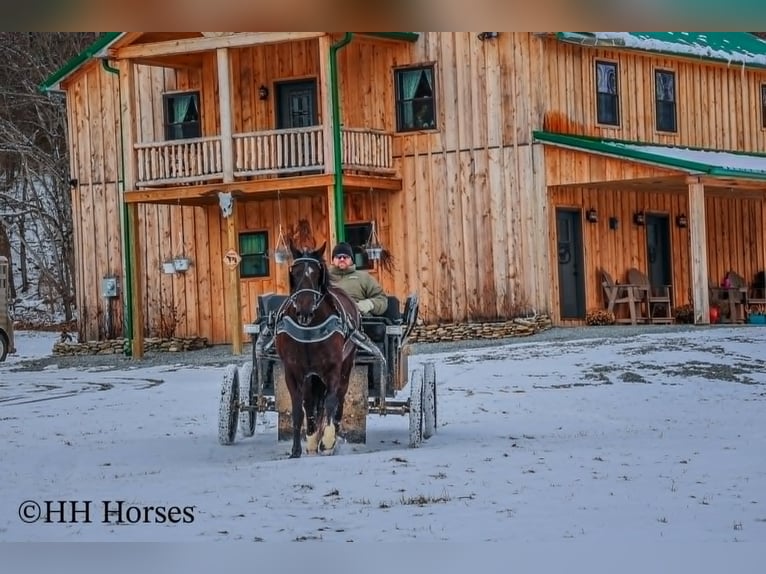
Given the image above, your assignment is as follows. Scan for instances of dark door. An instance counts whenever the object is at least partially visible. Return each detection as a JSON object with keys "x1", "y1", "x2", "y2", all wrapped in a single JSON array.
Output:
[
  {"x1": 276, "y1": 80, "x2": 318, "y2": 174},
  {"x1": 646, "y1": 214, "x2": 672, "y2": 289},
  {"x1": 556, "y1": 209, "x2": 586, "y2": 318},
  {"x1": 276, "y1": 80, "x2": 318, "y2": 129}
]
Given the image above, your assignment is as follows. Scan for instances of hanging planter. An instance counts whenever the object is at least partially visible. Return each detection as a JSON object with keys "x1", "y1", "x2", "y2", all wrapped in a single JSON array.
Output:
[
  {"x1": 365, "y1": 246, "x2": 383, "y2": 260},
  {"x1": 273, "y1": 225, "x2": 291, "y2": 265},
  {"x1": 363, "y1": 220, "x2": 385, "y2": 261},
  {"x1": 273, "y1": 246, "x2": 291, "y2": 264}
]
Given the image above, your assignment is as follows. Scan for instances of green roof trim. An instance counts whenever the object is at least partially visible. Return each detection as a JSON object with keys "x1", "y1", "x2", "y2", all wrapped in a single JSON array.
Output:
[
  {"x1": 557, "y1": 32, "x2": 766, "y2": 70},
  {"x1": 363, "y1": 32, "x2": 419, "y2": 42},
  {"x1": 533, "y1": 131, "x2": 766, "y2": 181},
  {"x1": 40, "y1": 32, "x2": 123, "y2": 92}
]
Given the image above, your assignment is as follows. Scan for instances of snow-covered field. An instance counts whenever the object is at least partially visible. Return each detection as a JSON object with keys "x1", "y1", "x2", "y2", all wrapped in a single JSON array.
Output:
[{"x1": 1, "y1": 327, "x2": 766, "y2": 560}]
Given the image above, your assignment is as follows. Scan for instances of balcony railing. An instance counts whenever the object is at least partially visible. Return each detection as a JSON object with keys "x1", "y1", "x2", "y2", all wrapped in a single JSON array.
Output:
[{"x1": 133, "y1": 127, "x2": 394, "y2": 187}]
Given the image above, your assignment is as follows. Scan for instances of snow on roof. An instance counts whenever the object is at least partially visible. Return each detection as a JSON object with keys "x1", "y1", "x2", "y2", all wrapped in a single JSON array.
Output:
[
  {"x1": 613, "y1": 141, "x2": 766, "y2": 175},
  {"x1": 558, "y1": 32, "x2": 766, "y2": 68}
]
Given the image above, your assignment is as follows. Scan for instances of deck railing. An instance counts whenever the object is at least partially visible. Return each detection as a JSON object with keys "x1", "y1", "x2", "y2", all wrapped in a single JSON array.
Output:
[
  {"x1": 135, "y1": 136, "x2": 223, "y2": 186},
  {"x1": 133, "y1": 127, "x2": 394, "y2": 187},
  {"x1": 233, "y1": 126, "x2": 324, "y2": 176}
]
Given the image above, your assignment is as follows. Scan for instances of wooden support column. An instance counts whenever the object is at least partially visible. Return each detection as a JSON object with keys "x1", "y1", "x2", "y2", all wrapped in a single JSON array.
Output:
[
  {"x1": 688, "y1": 177, "x2": 709, "y2": 324},
  {"x1": 118, "y1": 59, "x2": 144, "y2": 358},
  {"x1": 217, "y1": 47, "x2": 241, "y2": 353},
  {"x1": 226, "y1": 199, "x2": 242, "y2": 355},
  {"x1": 326, "y1": 185, "x2": 338, "y2": 248},
  {"x1": 127, "y1": 203, "x2": 144, "y2": 357},
  {"x1": 217, "y1": 48, "x2": 234, "y2": 183},
  {"x1": 318, "y1": 34, "x2": 334, "y2": 175}
]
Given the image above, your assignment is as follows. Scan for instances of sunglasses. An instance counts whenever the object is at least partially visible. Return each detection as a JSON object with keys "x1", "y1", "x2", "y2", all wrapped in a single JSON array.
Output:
[{"x1": 334, "y1": 254, "x2": 351, "y2": 260}]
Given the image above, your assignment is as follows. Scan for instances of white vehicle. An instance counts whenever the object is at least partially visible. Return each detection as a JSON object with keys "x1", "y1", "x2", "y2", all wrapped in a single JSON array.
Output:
[{"x1": 0, "y1": 256, "x2": 15, "y2": 361}]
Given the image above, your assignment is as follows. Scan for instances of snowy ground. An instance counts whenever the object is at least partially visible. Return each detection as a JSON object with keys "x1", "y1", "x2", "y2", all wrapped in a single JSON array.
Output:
[{"x1": 1, "y1": 327, "x2": 766, "y2": 554}]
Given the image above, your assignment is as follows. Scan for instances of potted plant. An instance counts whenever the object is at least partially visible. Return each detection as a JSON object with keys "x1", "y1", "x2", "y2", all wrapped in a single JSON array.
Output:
[
  {"x1": 673, "y1": 303, "x2": 695, "y2": 324},
  {"x1": 363, "y1": 220, "x2": 386, "y2": 260},
  {"x1": 746, "y1": 304, "x2": 766, "y2": 324}
]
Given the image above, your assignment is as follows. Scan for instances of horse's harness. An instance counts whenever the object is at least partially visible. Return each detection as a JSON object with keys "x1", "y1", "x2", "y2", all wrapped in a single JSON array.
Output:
[
  {"x1": 255, "y1": 256, "x2": 384, "y2": 361},
  {"x1": 275, "y1": 256, "x2": 355, "y2": 344}
]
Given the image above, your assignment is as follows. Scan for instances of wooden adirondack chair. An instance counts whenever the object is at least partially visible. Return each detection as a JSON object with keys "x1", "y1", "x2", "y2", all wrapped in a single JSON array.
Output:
[
  {"x1": 601, "y1": 270, "x2": 643, "y2": 324},
  {"x1": 627, "y1": 268, "x2": 672, "y2": 324}
]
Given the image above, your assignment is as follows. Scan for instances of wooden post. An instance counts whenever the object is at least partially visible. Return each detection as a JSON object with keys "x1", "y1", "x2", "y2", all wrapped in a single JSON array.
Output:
[
  {"x1": 318, "y1": 35, "x2": 334, "y2": 175},
  {"x1": 127, "y1": 203, "x2": 144, "y2": 357},
  {"x1": 227, "y1": 197, "x2": 242, "y2": 355},
  {"x1": 688, "y1": 177, "x2": 709, "y2": 324},
  {"x1": 217, "y1": 48, "x2": 234, "y2": 183},
  {"x1": 217, "y1": 47, "x2": 241, "y2": 353},
  {"x1": 118, "y1": 59, "x2": 143, "y2": 358},
  {"x1": 326, "y1": 184, "x2": 338, "y2": 248}
]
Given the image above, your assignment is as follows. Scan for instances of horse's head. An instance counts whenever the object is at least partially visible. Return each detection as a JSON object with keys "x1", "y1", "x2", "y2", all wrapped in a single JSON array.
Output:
[{"x1": 287, "y1": 240, "x2": 328, "y2": 325}]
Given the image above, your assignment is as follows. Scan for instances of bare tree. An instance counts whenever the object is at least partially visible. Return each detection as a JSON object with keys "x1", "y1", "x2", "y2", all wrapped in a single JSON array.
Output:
[{"x1": 0, "y1": 32, "x2": 97, "y2": 321}]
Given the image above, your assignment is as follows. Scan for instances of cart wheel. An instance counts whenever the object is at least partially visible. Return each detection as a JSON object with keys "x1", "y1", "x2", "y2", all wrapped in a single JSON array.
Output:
[
  {"x1": 408, "y1": 368, "x2": 424, "y2": 448},
  {"x1": 218, "y1": 364, "x2": 240, "y2": 445},
  {"x1": 423, "y1": 362, "x2": 437, "y2": 439},
  {"x1": 239, "y1": 361, "x2": 256, "y2": 438}
]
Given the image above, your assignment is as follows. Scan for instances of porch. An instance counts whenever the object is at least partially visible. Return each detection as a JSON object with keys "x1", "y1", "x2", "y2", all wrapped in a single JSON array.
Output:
[{"x1": 134, "y1": 126, "x2": 395, "y2": 187}]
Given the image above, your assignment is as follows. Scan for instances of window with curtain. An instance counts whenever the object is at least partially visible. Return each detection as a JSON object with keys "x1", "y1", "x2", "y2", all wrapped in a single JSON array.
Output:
[
  {"x1": 655, "y1": 70, "x2": 677, "y2": 133},
  {"x1": 595, "y1": 61, "x2": 619, "y2": 126},
  {"x1": 163, "y1": 91, "x2": 201, "y2": 140},
  {"x1": 761, "y1": 84, "x2": 766, "y2": 129},
  {"x1": 344, "y1": 222, "x2": 373, "y2": 270},
  {"x1": 394, "y1": 65, "x2": 437, "y2": 132},
  {"x1": 239, "y1": 231, "x2": 269, "y2": 278}
]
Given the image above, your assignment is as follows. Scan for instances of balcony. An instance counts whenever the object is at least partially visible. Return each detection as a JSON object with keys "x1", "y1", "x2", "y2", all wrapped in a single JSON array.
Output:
[{"x1": 134, "y1": 126, "x2": 395, "y2": 188}]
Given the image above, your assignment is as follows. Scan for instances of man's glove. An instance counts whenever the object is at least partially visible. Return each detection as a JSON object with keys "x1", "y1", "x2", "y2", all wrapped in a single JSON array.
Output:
[{"x1": 357, "y1": 299, "x2": 374, "y2": 314}]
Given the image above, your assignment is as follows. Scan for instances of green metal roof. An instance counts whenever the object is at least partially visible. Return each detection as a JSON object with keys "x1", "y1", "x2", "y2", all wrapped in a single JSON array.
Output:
[
  {"x1": 40, "y1": 31, "x2": 419, "y2": 93},
  {"x1": 556, "y1": 32, "x2": 766, "y2": 70},
  {"x1": 40, "y1": 32, "x2": 123, "y2": 92},
  {"x1": 533, "y1": 131, "x2": 766, "y2": 181}
]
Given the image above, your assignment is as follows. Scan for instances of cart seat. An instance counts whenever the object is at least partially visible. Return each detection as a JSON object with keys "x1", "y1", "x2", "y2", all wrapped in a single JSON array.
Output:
[{"x1": 257, "y1": 293, "x2": 288, "y2": 325}]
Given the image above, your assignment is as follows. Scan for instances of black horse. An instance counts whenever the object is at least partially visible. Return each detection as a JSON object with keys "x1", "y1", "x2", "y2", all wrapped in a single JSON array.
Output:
[{"x1": 274, "y1": 241, "x2": 361, "y2": 458}]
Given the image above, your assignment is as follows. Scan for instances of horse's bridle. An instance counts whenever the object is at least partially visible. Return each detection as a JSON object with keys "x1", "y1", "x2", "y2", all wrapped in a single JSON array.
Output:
[{"x1": 288, "y1": 256, "x2": 326, "y2": 317}]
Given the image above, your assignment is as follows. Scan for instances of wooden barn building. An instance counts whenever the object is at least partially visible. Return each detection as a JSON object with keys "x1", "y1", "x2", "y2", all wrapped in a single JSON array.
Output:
[{"x1": 42, "y1": 32, "x2": 766, "y2": 354}]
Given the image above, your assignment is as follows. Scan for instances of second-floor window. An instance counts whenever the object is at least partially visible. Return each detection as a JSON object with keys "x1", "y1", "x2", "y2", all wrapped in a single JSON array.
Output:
[
  {"x1": 595, "y1": 61, "x2": 619, "y2": 126},
  {"x1": 655, "y1": 70, "x2": 677, "y2": 133},
  {"x1": 239, "y1": 231, "x2": 269, "y2": 278},
  {"x1": 164, "y1": 91, "x2": 200, "y2": 140},
  {"x1": 761, "y1": 84, "x2": 766, "y2": 129},
  {"x1": 395, "y1": 65, "x2": 436, "y2": 132}
]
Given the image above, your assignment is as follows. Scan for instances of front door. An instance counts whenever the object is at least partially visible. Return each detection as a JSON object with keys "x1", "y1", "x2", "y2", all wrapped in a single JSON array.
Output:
[
  {"x1": 556, "y1": 209, "x2": 586, "y2": 319},
  {"x1": 276, "y1": 80, "x2": 318, "y2": 129},
  {"x1": 646, "y1": 214, "x2": 672, "y2": 290},
  {"x1": 276, "y1": 80, "x2": 319, "y2": 174}
]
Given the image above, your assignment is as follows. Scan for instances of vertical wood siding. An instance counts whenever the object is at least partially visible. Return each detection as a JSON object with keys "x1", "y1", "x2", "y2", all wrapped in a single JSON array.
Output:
[{"x1": 64, "y1": 33, "x2": 766, "y2": 342}]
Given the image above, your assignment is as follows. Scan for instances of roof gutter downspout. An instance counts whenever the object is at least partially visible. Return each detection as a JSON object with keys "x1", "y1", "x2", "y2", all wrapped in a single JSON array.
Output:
[
  {"x1": 101, "y1": 58, "x2": 133, "y2": 356},
  {"x1": 330, "y1": 32, "x2": 353, "y2": 242}
]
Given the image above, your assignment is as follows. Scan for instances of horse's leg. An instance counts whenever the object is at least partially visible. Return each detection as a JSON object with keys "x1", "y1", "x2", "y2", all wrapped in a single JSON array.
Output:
[
  {"x1": 304, "y1": 375, "x2": 320, "y2": 454},
  {"x1": 285, "y1": 369, "x2": 304, "y2": 459},
  {"x1": 319, "y1": 387, "x2": 339, "y2": 453}
]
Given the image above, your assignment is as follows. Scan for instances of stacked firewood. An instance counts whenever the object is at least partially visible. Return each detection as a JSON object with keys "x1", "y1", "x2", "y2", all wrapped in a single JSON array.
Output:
[
  {"x1": 408, "y1": 314, "x2": 552, "y2": 343},
  {"x1": 53, "y1": 336, "x2": 210, "y2": 356}
]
